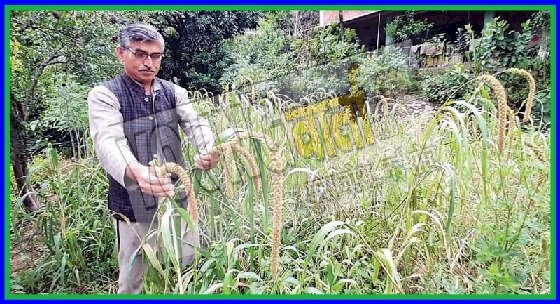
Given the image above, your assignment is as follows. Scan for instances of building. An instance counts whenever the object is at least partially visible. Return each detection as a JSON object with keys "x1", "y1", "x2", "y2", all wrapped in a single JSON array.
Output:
[{"x1": 319, "y1": 10, "x2": 535, "y2": 52}]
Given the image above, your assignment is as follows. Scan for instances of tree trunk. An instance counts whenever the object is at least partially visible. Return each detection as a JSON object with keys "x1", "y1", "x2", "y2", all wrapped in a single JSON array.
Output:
[
  {"x1": 338, "y1": 10, "x2": 344, "y2": 41},
  {"x1": 10, "y1": 98, "x2": 40, "y2": 212},
  {"x1": 69, "y1": 130, "x2": 77, "y2": 159},
  {"x1": 75, "y1": 129, "x2": 82, "y2": 160},
  {"x1": 10, "y1": 55, "x2": 64, "y2": 213},
  {"x1": 25, "y1": 54, "x2": 64, "y2": 112}
]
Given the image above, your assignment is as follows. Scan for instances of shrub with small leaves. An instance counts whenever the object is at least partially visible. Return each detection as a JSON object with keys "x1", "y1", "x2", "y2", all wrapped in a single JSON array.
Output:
[
  {"x1": 356, "y1": 46, "x2": 414, "y2": 97},
  {"x1": 421, "y1": 64, "x2": 471, "y2": 104}
]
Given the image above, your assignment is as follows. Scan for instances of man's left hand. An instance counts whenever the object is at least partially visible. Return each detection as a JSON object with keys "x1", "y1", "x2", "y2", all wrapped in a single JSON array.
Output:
[{"x1": 194, "y1": 150, "x2": 220, "y2": 170}]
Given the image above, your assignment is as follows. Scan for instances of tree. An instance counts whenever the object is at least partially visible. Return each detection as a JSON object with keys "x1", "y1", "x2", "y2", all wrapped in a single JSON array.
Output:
[
  {"x1": 385, "y1": 11, "x2": 433, "y2": 44},
  {"x1": 219, "y1": 12, "x2": 296, "y2": 95},
  {"x1": 146, "y1": 11, "x2": 263, "y2": 92},
  {"x1": 221, "y1": 12, "x2": 363, "y2": 100},
  {"x1": 10, "y1": 10, "x2": 123, "y2": 212}
]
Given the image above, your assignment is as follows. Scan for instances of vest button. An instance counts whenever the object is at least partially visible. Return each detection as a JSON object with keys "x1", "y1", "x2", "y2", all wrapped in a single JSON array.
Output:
[
  {"x1": 144, "y1": 97, "x2": 149, "y2": 102},
  {"x1": 148, "y1": 116, "x2": 154, "y2": 120}
]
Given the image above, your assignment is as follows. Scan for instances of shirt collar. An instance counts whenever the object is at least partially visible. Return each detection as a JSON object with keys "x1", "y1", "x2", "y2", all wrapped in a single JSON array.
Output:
[{"x1": 121, "y1": 72, "x2": 162, "y2": 94}]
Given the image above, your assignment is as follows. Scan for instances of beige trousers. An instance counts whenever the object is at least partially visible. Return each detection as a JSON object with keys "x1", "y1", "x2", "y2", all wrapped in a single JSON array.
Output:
[{"x1": 113, "y1": 218, "x2": 200, "y2": 294}]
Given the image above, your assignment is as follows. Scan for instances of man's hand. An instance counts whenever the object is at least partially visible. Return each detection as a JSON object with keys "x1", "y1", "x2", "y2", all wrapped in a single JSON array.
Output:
[
  {"x1": 194, "y1": 150, "x2": 220, "y2": 170},
  {"x1": 125, "y1": 161, "x2": 175, "y2": 197}
]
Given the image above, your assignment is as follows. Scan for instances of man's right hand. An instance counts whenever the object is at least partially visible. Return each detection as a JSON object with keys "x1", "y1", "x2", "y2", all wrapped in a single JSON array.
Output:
[{"x1": 125, "y1": 161, "x2": 175, "y2": 198}]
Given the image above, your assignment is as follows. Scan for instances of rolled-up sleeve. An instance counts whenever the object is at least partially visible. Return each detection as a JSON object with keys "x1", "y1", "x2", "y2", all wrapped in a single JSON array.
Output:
[
  {"x1": 87, "y1": 86, "x2": 137, "y2": 188},
  {"x1": 174, "y1": 84, "x2": 215, "y2": 153}
]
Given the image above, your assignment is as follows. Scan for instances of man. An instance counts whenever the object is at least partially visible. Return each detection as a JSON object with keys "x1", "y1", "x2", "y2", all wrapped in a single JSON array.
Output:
[{"x1": 87, "y1": 23, "x2": 219, "y2": 294}]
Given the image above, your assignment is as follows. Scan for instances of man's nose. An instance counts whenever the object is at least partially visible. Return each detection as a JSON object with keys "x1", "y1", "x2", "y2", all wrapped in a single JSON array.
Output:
[{"x1": 143, "y1": 56, "x2": 155, "y2": 66}]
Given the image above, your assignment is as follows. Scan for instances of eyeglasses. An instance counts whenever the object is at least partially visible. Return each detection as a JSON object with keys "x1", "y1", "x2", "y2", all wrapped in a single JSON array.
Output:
[{"x1": 124, "y1": 46, "x2": 163, "y2": 61}]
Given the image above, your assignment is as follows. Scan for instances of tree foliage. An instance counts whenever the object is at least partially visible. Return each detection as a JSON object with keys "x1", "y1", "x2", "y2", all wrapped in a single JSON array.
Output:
[
  {"x1": 385, "y1": 11, "x2": 433, "y2": 44},
  {"x1": 10, "y1": 11, "x2": 125, "y2": 210},
  {"x1": 220, "y1": 12, "x2": 296, "y2": 93},
  {"x1": 10, "y1": 11, "x2": 124, "y2": 150},
  {"x1": 220, "y1": 12, "x2": 364, "y2": 100},
  {"x1": 469, "y1": 17, "x2": 534, "y2": 73},
  {"x1": 356, "y1": 46, "x2": 416, "y2": 97},
  {"x1": 146, "y1": 11, "x2": 263, "y2": 92}
]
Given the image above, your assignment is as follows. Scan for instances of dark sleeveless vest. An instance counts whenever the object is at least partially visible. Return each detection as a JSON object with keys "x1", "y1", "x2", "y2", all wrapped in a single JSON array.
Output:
[{"x1": 103, "y1": 73, "x2": 188, "y2": 222}]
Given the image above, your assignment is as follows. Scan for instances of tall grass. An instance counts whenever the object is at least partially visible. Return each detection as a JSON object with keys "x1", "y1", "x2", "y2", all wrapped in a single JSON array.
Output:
[{"x1": 9, "y1": 69, "x2": 550, "y2": 294}]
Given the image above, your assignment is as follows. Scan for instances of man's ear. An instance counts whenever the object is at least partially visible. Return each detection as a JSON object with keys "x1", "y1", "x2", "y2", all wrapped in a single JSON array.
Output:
[{"x1": 115, "y1": 46, "x2": 124, "y2": 63}]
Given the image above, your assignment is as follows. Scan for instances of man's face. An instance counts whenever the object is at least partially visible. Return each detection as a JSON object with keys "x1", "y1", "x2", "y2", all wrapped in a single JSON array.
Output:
[{"x1": 116, "y1": 40, "x2": 163, "y2": 86}]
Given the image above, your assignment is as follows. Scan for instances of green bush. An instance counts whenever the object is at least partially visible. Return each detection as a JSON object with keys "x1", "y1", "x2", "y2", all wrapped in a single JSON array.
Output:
[
  {"x1": 385, "y1": 11, "x2": 433, "y2": 44},
  {"x1": 307, "y1": 24, "x2": 363, "y2": 66},
  {"x1": 356, "y1": 46, "x2": 414, "y2": 96},
  {"x1": 220, "y1": 12, "x2": 296, "y2": 94},
  {"x1": 421, "y1": 64, "x2": 471, "y2": 104},
  {"x1": 281, "y1": 59, "x2": 354, "y2": 100},
  {"x1": 469, "y1": 17, "x2": 534, "y2": 73},
  {"x1": 221, "y1": 14, "x2": 364, "y2": 101},
  {"x1": 463, "y1": 14, "x2": 550, "y2": 123}
]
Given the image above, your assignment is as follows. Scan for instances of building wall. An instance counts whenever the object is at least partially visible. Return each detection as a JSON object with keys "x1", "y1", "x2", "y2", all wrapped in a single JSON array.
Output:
[{"x1": 320, "y1": 11, "x2": 378, "y2": 26}]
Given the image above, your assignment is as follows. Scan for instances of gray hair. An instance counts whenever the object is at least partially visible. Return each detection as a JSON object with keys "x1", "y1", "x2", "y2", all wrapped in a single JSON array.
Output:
[{"x1": 118, "y1": 23, "x2": 164, "y2": 49}]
